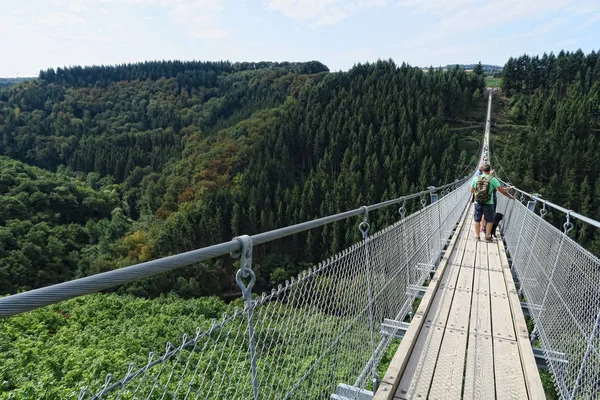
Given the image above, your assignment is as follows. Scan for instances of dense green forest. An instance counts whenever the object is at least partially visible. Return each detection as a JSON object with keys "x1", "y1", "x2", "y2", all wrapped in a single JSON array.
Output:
[
  {"x1": 495, "y1": 50, "x2": 600, "y2": 253},
  {"x1": 3, "y1": 51, "x2": 598, "y2": 398},
  {"x1": 0, "y1": 60, "x2": 483, "y2": 298},
  {"x1": 0, "y1": 59, "x2": 485, "y2": 398},
  {"x1": 0, "y1": 78, "x2": 33, "y2": 88}
]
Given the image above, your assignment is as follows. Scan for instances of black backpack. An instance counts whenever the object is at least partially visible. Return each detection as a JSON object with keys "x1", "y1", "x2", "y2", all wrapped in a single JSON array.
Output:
[{"x1": 475, "y1": 176, "x2": 491, "y2": 203}]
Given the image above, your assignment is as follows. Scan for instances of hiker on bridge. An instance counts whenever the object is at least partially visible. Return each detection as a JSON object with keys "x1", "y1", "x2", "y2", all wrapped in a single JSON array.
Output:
[{"x1": 471, "y1": 163, "x2": 515, "y2": 241}]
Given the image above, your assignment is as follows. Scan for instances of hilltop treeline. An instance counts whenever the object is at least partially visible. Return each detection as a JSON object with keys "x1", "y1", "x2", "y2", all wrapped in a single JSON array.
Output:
[
  {"x1": 38, "y1": 60, "x2": 329, "y2": 87},
  {"x1": 497, "y1": 49, "x2": 600, "y2": 251},
  {"x1": 0, "y1": 59, "x2": 484, "y2": 297}
]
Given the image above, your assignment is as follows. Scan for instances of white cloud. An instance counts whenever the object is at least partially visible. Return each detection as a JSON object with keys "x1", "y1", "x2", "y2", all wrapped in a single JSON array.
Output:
[
  {"x1": 265, "y1": 0, "x2": 388, "y2": 27},
  {"x1": 188, "y1": 27, "x2": 231, "y2": 40},
  {"x1": 35, "y1": 11, "x2": 85, "y2": 26},
  {"x1": 166, "y1": 0, "x2": 232, "y2": 39},
  {"x1": 393, "y1": 0, "x2": 596, "y2": 51},
  {"x1": 41, "y1": 0, "x2": 232, "y2": 39},
  {"x1": 580, "y1": 13, "x2": 600, "y2": 29}
]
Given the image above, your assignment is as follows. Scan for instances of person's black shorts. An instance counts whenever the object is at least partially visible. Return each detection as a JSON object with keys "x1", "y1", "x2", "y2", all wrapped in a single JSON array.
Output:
[{"x1": 474, "y1": 203, "x2": 495, "y2": 223}]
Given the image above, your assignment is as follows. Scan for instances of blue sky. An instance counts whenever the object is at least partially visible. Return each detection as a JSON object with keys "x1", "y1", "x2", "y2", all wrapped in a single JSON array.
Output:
[{"x1": 1, "y1": 0, "x2": 599, "y2": 77}]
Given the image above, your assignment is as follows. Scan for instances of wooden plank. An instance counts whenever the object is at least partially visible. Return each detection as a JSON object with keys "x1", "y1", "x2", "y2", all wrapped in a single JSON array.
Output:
[
  {"x1": 473, "y1": 239, "x2": 487, "y2": 267},
  {"x1": 439, "y1": 263, "x2": 461, "y2": 289},
  {"x1": 488, "y1": 271, "x2": 508, "y2": 297},
  {"x1": 472, "y1": 242, "x2": 489, "y2": 295},
  {"x1": 462, "y1": 239, "x2": 477, "y2": 268},
  {"x1": 463, "y1": 333, "x2": 495, "y2": 399},
  {"x1": 469, "y1": 291, "x2": 491, "y2": 336},
  {"x1": 488, "y1": 242, "x2": 516, "y2": 341},
  {"x1": 428, "y1": 328, "x2": 469, "y2": 400},
  {"x1": 494, "y1": 338, "x2": 528, "y2": 400},
  {"x1": 472, "y1": 267, "x2": 490, "y2": 296},
  {"x1": 487, "y1": 245, "x2": 504, "y2": 274},
  {"x1": 394, "y1": 323, "x2": 432, "y2": 399},
  {"x1": 375, "y1": 204, "x2": 472, "y2": 400},
  {"x1": 427, "y1": 287, "x2": 459, "y2": 328},
  {"x1": 490, "y1": 293, "x2": 516, "y2": 341},
  {"x1": 395, "y1": 325, "x2": 446, "y2": 399},
  {"x1": 444, "y1": 290, "x2": 472, "y2": 331},
  {"x1": 445, "y1": 226, "x2": 470, "y2": 269},
  {"x1": 455, "y1": 266, "x2": 475, "y2": 292},
  {"x1": 464, "y1": 240, "x2": 495, "y2": 398},
  {"x1": 496, "y1": 238, "x2": 546, "y2": 399}
]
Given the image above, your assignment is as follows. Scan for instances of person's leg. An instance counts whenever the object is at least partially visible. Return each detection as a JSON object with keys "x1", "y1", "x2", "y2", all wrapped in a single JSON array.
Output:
[
  {"x1": 485, "y1": 218, "x2": 493, "y2": 238},
  {"x1": 473, "y1": 204, "x2": 482, "y2": 239},
  {"x1": 483, "y1": 205, "x2": 496, "y2": 240},
  {"x1": 481, "y1": 215, "x2": 486, "y2": 232}
]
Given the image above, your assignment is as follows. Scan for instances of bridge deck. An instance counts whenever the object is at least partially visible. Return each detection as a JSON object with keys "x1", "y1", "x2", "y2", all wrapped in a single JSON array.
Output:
[{"x1": 376, "y1": 204, "x2": 545, "y2": 400}]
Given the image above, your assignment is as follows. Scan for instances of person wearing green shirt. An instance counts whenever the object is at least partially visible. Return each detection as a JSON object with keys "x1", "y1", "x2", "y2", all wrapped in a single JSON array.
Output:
[{"x1": 470, "y1": 163, "x2": 515, "y2": 241}]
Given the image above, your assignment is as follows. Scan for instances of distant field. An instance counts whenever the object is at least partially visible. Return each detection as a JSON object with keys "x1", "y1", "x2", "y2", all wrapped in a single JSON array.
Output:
[{"x1": 485, "y1": 77, "x2": 502, "y2": 87}]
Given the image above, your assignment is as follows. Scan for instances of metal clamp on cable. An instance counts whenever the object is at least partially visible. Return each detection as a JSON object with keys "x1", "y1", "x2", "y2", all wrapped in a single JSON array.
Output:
[
  {"x1": 232, "y1": 235, "x2": 255, "y2": 297},
  {"x1": 540, "y1": 203, "x2": 547, "y2": 219},
  {"x1": 398, "y1": 197, "x2": 406, "y2": 219},
  {"x1": 420, "y1": 193, "x2": 427, "y2": 208},
  {"x1": 563, "y1": 211, "x2": 574, "y2": 235},
  {"x1": 359, "y1": 206, "x2": 370, "y2": 239}
]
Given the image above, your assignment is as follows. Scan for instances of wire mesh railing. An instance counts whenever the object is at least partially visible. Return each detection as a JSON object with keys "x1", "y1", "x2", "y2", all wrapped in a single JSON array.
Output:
[
  {"x1": 69, "y1": 181, "x2": 471, "y2": 400},
  {"x1": 497, "y1": 194, "x2": 600, "y2": 400}
]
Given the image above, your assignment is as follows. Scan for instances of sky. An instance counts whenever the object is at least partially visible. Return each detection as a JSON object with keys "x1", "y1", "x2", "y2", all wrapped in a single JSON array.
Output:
[{"x1": 1, "y1": 0, "x2": 599, "y2": 77}]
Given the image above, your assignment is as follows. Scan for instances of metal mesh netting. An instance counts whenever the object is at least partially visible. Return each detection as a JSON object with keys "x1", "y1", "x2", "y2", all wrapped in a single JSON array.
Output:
[
  {"x1": 498, "y1": 195, "x2": 600, "y2": 400},
  {"x1": 79, "y1": 182, "x2": 470, "y2": 400}
]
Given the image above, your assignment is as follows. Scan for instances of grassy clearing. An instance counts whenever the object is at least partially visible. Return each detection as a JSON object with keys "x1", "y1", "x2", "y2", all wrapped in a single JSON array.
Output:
[{"x1": 486, "y1": 77, "x2": 502, "y2": 87}]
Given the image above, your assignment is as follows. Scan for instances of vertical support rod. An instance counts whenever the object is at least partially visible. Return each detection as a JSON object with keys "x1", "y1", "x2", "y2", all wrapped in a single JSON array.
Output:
[
  {"x1": 570, "y1": 310, "x2": 600, "y2": 400},
  {"x1": 431, "y1": 186, "x2": 443, "y2": 270},
  {"x1": 398, "y1": 202, "x2": 410, "y2": 290},
  {"x1": 233, "y1": 235, "x2": 259, "y2": 400},
  {"x1": 359, "y1": 207, "x2": 379, "y2": 393},
  {"x1": 519, "y1": 215, "x2": 543, "y2": 298},
  {"x1": 511, "y1": 203, "x2": 528, "y2": 290},
  {"x1": 503, "y1": 192, "x2": 516, "y2": 236},
  {"x1": 539, "y1": 233, "x2": 566, "y2": 319},
  {"x1": 530, "y1": 326, "x2": 537, "y2": 346}
]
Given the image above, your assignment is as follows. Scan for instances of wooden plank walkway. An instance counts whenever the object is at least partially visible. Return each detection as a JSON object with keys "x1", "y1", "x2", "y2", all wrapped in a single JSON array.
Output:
[{"x1": 375, "y1": 204, "x2": 545, "y2": 400}]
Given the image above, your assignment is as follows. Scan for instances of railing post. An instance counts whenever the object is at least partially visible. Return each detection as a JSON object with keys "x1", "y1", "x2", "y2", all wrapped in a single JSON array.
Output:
[
  {"x1": 232, "y1": 235, "x2": 259, "y2": 400},
  {"x1": 398, "y1": 199, "x2": 410, "y2": 289},
  {"x1": 430, "y1": 186, "x2": 443, "y2": 270},
  {"x1": 359, "y1": 206, "x2": 379, "y2": 393},
  {"x1": 527, "y1": 193, "x2": 540, "y2": 212},
  {"x1": 428, "y1": 186, "x2": 438, "y2": 204},
  {"x1": 511, "y1": 199, "x2": 528, "y2": 291}
]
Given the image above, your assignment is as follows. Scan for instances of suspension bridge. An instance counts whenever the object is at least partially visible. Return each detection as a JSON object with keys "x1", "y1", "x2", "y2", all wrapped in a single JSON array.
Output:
[{"x1": 1, "y1": 92, "x2": 599, "y2": 399}]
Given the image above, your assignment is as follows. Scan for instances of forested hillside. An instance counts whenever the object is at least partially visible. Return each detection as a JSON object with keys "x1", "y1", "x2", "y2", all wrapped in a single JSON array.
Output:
[
  {"x1": 495, "y1": 50, "x2": 600, "y2": 253},
  {"x1": 0, "y1": 59, "x2": 485, "y2": 398},
  {"x1": 0, "y1": 78, "x2": 33, "y2": 88},
  {"x1": 0, "y1": 60, "x2": 484, "y2": 298}
]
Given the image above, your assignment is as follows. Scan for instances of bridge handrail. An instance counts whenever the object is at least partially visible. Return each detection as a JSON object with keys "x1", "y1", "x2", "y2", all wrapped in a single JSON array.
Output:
[
  {"x1": 497, "y1": 191, "x2": 600, "y2": 400},
  {"x1": 0, "y1": 177, "x2": 470, "y2": 319},
  {"x1": 499, "y1": 179, "x2": 600, "y2": 230}
]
